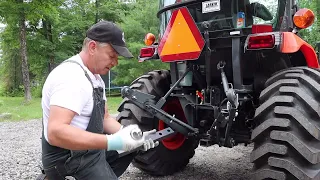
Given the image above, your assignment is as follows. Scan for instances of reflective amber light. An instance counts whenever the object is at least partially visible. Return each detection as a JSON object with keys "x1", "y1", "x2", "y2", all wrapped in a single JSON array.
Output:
[
  {"x1": 144, "y1": 33, "x2": 156, "y2": 46},
  {"x1": 293, "y1": 8, "x2": 315, "y2": 29}
]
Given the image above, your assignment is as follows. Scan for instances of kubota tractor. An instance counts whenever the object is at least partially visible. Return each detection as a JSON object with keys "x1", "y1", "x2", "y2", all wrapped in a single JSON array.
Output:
[{"x1": 117, "y1": 0, "x2": 320, "y2": 179}]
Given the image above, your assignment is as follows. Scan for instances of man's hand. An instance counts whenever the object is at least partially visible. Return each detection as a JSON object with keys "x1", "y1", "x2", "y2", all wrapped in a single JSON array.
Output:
[
  {"x1": 106, "y1": 124, "x2": 159, "y2": 152},
  {"x1": 141, "y1": 129, "x2": 160, "y2": 151}
]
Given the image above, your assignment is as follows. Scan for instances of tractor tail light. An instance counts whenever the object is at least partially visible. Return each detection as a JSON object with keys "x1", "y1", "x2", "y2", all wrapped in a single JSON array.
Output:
[
  {"x1": 293, "y1": 8, "x2": 315, "y2": 29},
  {"x1": 251, "y1": 24, "x2": 273, "y2": 34},
  {"x1": 247, "y1": 34, "x2": 275, "y2": 49},
  {"x1": 140, "y1": 47, "x2": 156, "y2": 58},
  {"x1": 144, "y1": 33, "x2": 156, "y2": 46}
]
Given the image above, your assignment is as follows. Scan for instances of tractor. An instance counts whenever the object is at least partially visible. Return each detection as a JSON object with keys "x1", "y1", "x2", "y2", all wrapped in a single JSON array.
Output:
[{"x1": 117, "y1": 0, "x2": 320, "y2": 179}]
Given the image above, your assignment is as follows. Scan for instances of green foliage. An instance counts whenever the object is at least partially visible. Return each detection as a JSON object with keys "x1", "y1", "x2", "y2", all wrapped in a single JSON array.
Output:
[
  {"x1": 0, "y1": 0, "x2": 168, "y2": 96},
  {"x1": 297, "y1": 0, "x2": 320, "y2": 48},
  {"x1": 0, "y1": 23, "x2": 22, "y2": 96},
  {"x1": 0, "y1": 0, "x2": 130, "y2": 96},
  {"x1": 0, "y1": 82, "x2": 4, "y2": 96},
  {"x1": 120, "y1": 0, "x2": 160, "y2": 42},
  {"x1": 111, "y1": 0, "x2": 169, "y2": 85},
  {"x1": 113, "y1": 58, "x2": 169, "y2": 86},
  {"x1": 1, "y1": 0, "x2": 318, "y2": 98},
  {"x1": 31, "y1": 85, "x2": 43, "y2": 98}
]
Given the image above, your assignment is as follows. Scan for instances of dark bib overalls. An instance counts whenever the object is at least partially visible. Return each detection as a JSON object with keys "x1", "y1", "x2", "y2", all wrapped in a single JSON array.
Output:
[{"x1": 41, "y1": 60, "x2": 135, "y2": 180}]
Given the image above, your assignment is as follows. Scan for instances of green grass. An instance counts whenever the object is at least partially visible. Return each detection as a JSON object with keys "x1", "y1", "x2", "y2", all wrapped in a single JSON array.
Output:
[
  {"x1": 0, "y1": 97, "x2": 42, "y2": 121},
  {"x1": 106, "y1": 96, "x2": 123, "y2": 114},
  {"x1": 0, "y1": 96, "x2": 123, "y2": 122}
]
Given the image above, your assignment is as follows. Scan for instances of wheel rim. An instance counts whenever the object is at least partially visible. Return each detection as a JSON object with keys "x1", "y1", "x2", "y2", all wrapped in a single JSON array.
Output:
[{"x1": 158, "y1": 98, "x2": 186, "y2": 150}]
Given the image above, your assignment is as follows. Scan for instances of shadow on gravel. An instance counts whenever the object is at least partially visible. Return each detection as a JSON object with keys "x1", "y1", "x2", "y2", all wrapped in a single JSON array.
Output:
[
  {"x1": 120, "y1": 145, "x2": 253, "y2": 180},
  {"x1": 121, "y1": 165, "x2": 220, "y2": 180}
]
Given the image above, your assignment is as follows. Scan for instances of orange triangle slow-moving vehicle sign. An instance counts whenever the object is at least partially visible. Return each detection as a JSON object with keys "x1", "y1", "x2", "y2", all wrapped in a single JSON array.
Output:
[{"x1": 158, "y1": 7, "x2": 205, "y2": 62}]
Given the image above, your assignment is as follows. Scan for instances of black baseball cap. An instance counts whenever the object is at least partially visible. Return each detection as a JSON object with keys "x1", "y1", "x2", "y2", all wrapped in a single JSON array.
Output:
[{"x1": 86, "y1": 21, "x2": 134, "y2": 58}]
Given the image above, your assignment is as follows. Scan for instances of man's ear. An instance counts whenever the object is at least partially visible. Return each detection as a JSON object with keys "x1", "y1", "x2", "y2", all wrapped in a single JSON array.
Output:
[{"x1": 88, "y1": 41, "x2": 97, "y2": 55}]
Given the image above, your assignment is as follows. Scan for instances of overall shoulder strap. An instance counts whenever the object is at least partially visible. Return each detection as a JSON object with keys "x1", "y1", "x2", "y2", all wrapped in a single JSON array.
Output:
[{"x1": 63, "y1": 60, "x2": 94, "y2": 88}]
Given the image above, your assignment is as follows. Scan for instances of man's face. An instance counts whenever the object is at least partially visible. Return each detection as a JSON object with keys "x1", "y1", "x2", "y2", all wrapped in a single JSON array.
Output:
[{"x1": 90, "y1": 42, "x2": 119, "y2": 75}]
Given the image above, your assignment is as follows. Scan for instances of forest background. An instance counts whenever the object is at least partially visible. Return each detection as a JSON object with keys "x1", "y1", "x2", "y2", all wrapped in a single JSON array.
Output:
[{"x1": 0, "y1": 0, "x2": 319, "y2": 103}]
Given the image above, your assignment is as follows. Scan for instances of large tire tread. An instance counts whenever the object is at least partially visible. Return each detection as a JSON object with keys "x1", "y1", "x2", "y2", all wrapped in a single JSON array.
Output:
[{"x1": 251, "y1": 67, "x2": 320, "y2": 180}]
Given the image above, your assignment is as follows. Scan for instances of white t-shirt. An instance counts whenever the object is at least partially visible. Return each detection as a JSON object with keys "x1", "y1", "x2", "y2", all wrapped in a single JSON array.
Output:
[{"x1": 41, "y1": 54, "x2": 107, "y2": 142}]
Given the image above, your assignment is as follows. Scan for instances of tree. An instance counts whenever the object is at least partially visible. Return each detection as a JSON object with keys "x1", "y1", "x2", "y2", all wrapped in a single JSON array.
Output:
[
  {"x1": 0, "y1": 24, "x2": 22, "y2": 97},
  {"x1": 18, "y1": 0, "x2": 32, "y2": 102},
  {"x1": 112, "y1": 0, "x2": 169, "y2": 86},
  {"x1": 0, "y1": 0, "x2": 32, "y2": 101},
  {"x1": 0, "y1": 0, "x2": 131, "y2": 97}
]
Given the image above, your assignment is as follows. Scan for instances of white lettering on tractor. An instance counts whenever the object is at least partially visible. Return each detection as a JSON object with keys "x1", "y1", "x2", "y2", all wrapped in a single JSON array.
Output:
[{"x1": 202, "y1": 0, "x2": 221, "y2": 14}]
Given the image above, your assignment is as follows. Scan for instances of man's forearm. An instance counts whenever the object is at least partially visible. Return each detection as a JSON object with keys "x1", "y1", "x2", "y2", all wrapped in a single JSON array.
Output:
[
  {"x1": 103, "y1": 114, "x2": 122, "y2": 134},
  {"x1": 48, "y1": 123, "x2": 107, "y2": 150}
]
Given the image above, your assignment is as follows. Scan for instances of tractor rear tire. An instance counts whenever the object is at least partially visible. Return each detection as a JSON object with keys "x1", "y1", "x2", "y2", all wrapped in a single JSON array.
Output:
[
  {"x1": 35, "y1": 174, "x2": 47, "y2": 180},
  {"x1": 251, "y1": 67, "x2": 320, "y2": 180},
  {"x1": 117, "y1": 70, "x2": 198, "y2": 176}
]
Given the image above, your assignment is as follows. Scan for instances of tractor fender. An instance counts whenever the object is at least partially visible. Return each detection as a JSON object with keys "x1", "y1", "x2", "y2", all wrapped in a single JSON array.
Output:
[{"x1": 281, "y1": 32, "x2": 319, "y2": 68}]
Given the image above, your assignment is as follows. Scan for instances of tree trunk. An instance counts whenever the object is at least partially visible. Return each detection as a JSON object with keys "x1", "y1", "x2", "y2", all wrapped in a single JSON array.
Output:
[
  {"x1": 19, "y1": 1, "x2": 32, "y2": 102},
  {"x1": 48, "y1": 22, "x2": 55, "y2": 72},
  {"x1": 95, "y1": 0, "x2": 99, "y2": 23},
  {"x1": 43, "y1": 19, "x2": 55, "y2": 72}
]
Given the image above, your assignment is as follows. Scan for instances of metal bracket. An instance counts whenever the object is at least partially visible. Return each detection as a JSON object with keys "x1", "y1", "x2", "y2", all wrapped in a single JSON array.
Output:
[
  {"x1": 217, "y1": 61, "x2": 239, "y2": 109},
  {"x1": 217, "y1": 61, "x2": 239, "y2": 147},
  {"x1": 121, "y1": 86, "x2": 199, "y2": 136},
  {"x1": 156, "y1": 67, "x2": 191, "y2": 109},
  {"x1": 118, "y1": 127, "x2": 176, "y2": 157}
]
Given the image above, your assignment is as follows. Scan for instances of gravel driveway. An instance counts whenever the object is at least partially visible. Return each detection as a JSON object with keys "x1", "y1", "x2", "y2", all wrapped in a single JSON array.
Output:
[{"x1": 0, "y1": 119, "x2": 253, "y2": 180}]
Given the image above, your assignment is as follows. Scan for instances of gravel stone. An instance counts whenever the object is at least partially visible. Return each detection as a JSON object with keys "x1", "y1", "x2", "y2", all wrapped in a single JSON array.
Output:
[{"x1": 0, "y1": 119, "x2": 254, "y2": 180}]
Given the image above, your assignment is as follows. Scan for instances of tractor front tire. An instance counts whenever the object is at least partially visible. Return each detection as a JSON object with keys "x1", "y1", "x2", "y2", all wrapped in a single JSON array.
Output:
[
  {"x1": 117, "y1": 70, "x2": 198, "y2": 176},
  {"x1": 251, "y1": 67, "x2": 320, "y2": 180}
]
